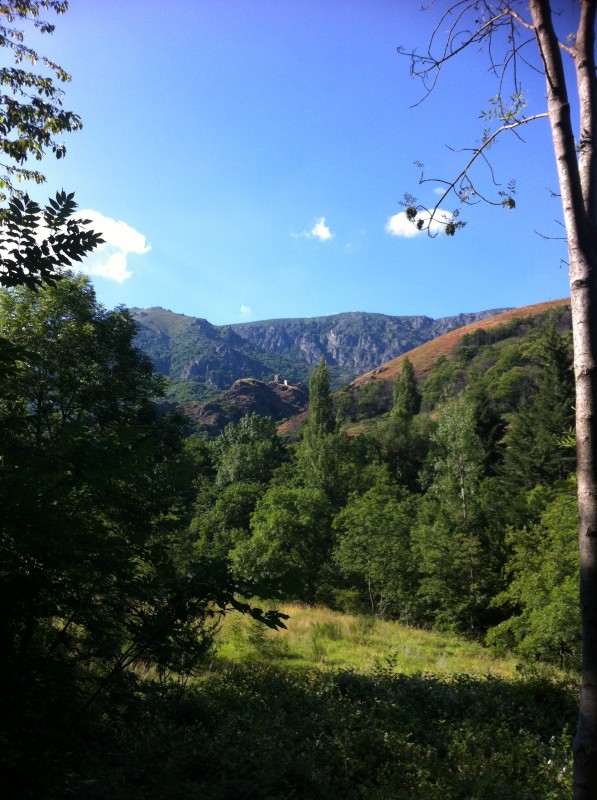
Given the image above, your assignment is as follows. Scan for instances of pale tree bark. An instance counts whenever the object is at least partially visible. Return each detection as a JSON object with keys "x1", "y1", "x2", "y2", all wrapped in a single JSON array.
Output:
[
  {"x1": 528, "y1": 3, "x2": 597, "y2": 796},
  {"x1": 405, "y1": 1, "x2": 597, "y2": 795}
]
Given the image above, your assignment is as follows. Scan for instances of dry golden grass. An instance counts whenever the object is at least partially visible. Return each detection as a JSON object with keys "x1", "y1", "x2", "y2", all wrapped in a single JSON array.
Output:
[{"x1": 352, "y1": 297, "x2": 570, "y2": 388}]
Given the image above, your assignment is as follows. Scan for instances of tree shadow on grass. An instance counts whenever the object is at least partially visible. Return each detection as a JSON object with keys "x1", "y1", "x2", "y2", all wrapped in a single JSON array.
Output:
[{"x1": 40, "y1": 666, "x2": 576, "y2": 800}]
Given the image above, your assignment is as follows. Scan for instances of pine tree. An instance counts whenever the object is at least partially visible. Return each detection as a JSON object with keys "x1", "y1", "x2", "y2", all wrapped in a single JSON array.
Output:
[
  {"x1": 503, "y1": 323, "x2": 575, "y2": 490},
  {"x1": 392, "y1": 357, "x2": 421, "y2": 421},
  {"x1": 308, "y1": 356, "x2": 334, "y2": 435}
]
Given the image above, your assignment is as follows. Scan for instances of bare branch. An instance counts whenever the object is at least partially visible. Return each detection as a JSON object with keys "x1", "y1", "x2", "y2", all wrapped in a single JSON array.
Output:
[
  {"x1": 399, "y1": 1, "x2": 574, "y2": 111},
  {"x1": 410, "y1": 111, "x2": 549, "y2": 236},
  {"x1": 506, "y1": 5, "x2": 574, "y2": 56}
]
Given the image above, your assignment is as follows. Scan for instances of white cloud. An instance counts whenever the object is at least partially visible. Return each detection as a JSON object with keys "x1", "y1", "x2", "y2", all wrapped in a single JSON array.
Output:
[
  {"x1": 88, "y1": 251, "x2": 132, "y2": 283},
  {"x1": 76, "y1": 209, "x2": 150, "y2": 283},
  {"x1": 310, "y1": 217, "x2": 334, "y2": 241},
  {"x1": 240, "y1": 304, "x2": 252, "y2": 316},
  {"x1": 385, "y1": 208, "x2": 452, "y2": 238},
  {"x1": 292, "y1": 216, "x2": 334, "y2": 241}
]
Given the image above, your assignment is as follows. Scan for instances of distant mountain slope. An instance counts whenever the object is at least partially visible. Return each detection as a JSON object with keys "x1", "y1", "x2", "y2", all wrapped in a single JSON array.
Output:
[
  {"x1": 229, "y1": 309, "x2": 511, "y2": 374},
  {"x1": 132, "y1": 308, "x2": 314, "y2": 402},
  {"x1": 351, "y1": 298, "x2": 570, "y2": 388},
  {"x1": 132, "y1": 306, "x2": 512, "y2": 405}
]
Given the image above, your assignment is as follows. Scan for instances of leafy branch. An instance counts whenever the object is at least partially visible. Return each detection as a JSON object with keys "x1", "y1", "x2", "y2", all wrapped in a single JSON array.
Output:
[
  {"x1": 403, "y1": 111, "x2": 548, "y2": 236},
  {"x1": 0, "y1": 1, "x2": 81, "y2": 198},
  {"x1": 0, "y1": 190, "x2": 104, "y2": 288}
]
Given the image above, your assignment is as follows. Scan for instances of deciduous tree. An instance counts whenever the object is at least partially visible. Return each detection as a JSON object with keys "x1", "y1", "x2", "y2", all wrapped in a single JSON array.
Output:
[
  {"x1": 0, "y1": 275, "x2": 286, "y2": 793},
  {"x1": 414, "y1": 391, "x2": 498, "y2": 633},
  {"x1": 333, "y1": 474, "x2": 419, "y2": 619},
  {"x1": 0, "y1": 0, "x2": 82, "y2": 200},
  {"x1": 402, "y1": 4, "x2": 597, "y2": 791},
  {"x1": 231, "y1": 485, "x2": 334, "y2": 602},
  {"x1": 487, "y1": 478, "x2": 580, "y2": 670}
]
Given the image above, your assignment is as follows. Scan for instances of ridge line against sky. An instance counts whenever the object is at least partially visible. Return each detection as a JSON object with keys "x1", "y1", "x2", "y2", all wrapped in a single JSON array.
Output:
[{"x1": 20, "y1": 0, "x2": 572, "y2": 326}]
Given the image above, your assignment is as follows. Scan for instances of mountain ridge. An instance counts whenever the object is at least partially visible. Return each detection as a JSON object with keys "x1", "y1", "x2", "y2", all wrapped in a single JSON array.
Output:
[
  {"x1": 131, "y1": 299, "x2": 571, "y2": 436},
  {"x1": 132, "y1": 305, "x2": 512, "y2": 398}
]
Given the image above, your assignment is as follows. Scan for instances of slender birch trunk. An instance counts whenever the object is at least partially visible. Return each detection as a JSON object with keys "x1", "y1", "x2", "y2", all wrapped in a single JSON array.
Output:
[{"x1": 529, "y1": 2, "x2": 597, "y2": 795}]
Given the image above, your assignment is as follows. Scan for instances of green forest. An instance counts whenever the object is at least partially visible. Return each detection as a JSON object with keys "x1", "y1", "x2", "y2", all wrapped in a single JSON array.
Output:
[
  {"x1": 1, "y1": 273, "x2": 578, "y2": 798},
  {"x1": 0, "y1": 1, "x2": 590, "y2": 796}
]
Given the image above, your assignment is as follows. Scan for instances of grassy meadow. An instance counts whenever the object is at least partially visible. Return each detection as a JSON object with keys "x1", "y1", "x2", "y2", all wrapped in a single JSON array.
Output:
[
  {"x1": 215, "y1": 603, "x2": 523, "y2": 677},
  {"x1": 115, "y1": 604, "x2": 572, "y2": 800}
]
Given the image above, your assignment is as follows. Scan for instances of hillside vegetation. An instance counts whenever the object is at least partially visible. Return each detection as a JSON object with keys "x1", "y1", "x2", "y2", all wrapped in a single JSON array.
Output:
[
  {"x1": 353, "y1": 297, "x2": 570, "y2": 386},
  {"x1": 0, "y1": 279, "x2": 577, "y2": 799},
  {"x1": 131, "y1": 305, "x2": 510, "y2": 407}
]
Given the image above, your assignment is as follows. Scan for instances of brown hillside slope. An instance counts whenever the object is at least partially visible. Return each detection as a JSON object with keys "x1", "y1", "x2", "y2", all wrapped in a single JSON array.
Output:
[
  {"x1": 277, "y1": 298, "x2": 570, "y2": 436},
  {"x1": 352, "y1": 297, "x2": 570, "y2": 387}
]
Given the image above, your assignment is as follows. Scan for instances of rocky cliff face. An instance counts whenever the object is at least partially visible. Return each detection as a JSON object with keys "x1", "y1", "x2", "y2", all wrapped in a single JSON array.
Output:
[
  {"x1": 132, "y1": 310, "x2": 313, "y2": 397},
  {"x1": 229, "y1": 310, "x2": 510, "y2": 374},
  {"x1": 132, "y1": 306, "x2": 510, "y2": 406}
]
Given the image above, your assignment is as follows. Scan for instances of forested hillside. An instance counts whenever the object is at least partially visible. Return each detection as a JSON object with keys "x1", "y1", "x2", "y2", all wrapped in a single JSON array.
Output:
[
  {"x1": 196, "y1": 301, "x2": 578, "y2": 665},
  {"x1": 0, "y1": 276, "x2": 576, "y2": 798},
  {"x1": 132, "y1": 305, "x2": 509, "y2": 404},
  {"x1": 0, "y1": 1, "x2": 585, "y2": 796}
]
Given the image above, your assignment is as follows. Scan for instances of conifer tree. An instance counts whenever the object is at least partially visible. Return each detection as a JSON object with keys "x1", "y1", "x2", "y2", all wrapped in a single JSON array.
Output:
[
  {"x1": 308, "y1": 356, "x2": 334, "y2": 435},
  {"x1": 391, "y1": 356, "x2": 421, "y2": 421},
  {"x1": 503, "y1": 323, "x2": 575, "y2": 490}
]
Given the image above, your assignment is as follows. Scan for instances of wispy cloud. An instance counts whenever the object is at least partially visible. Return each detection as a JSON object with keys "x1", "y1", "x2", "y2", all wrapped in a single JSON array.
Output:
[
  {"x1": 77, "y1": 209, "x2": 150, "y2": 283},
  {"x1": 292, "y1": 216, "x2": 334, "y2": 241},
  {"x1": 240, "y1": 304, "x2": 252, "y2": 316},
  {"x1": 385, "y1": 208, "x2": 451, "y2": 238}
]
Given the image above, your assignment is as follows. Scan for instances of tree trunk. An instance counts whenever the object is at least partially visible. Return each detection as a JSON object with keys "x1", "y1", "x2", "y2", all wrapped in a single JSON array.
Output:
[{"x1": 530, "y1": 2, "x2": 597, "y2": 795}]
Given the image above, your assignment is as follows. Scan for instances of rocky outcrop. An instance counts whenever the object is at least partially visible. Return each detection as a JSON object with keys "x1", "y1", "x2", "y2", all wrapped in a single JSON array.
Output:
[{"x1": 183, "y1": 378, "x2": 308, "y2": 436}]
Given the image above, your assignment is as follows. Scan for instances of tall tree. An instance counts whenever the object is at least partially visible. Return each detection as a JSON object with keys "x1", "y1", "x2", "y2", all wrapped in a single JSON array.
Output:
[
  {"x1": 391, "y1": 356, "x2": 421, "y2": 421},
  {"x1": 308, "y1": 356, "x2": 334, "y2": 435},
  {"x1": 413, "y1": 391, "x2": 499, "y2": 634},
  {"x1": 0, "y1": 275, "x2": 285, "y2": 793},
  {"x1": 402, "y1": 4, "x2": 597, "y2": 792},
  {"x1": 503, "y1": 322, "x2": 575, "y2": 489}
]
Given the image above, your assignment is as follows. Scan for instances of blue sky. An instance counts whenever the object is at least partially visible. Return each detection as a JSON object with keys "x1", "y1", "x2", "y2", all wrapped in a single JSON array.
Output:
[{"x1": 14, "y1": 0, "x2": 574, "y2": 325}]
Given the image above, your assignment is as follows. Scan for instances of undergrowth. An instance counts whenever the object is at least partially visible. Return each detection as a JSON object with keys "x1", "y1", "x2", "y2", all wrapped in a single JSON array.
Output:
[{"x1": 33, "y1": 605, "x2": 575, "y2": 799}]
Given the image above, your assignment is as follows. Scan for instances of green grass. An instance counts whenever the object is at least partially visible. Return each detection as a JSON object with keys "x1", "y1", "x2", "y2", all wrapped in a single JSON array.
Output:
[
  {"x1": 194, "y1": 607, "x2": 575, "y2": 800},
  {"x1": 214, "y1": 602, "x2": 526, "y2": 677},
  {"x1": 57, "y1": 604, "x2": 574, "y2": 799}
]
